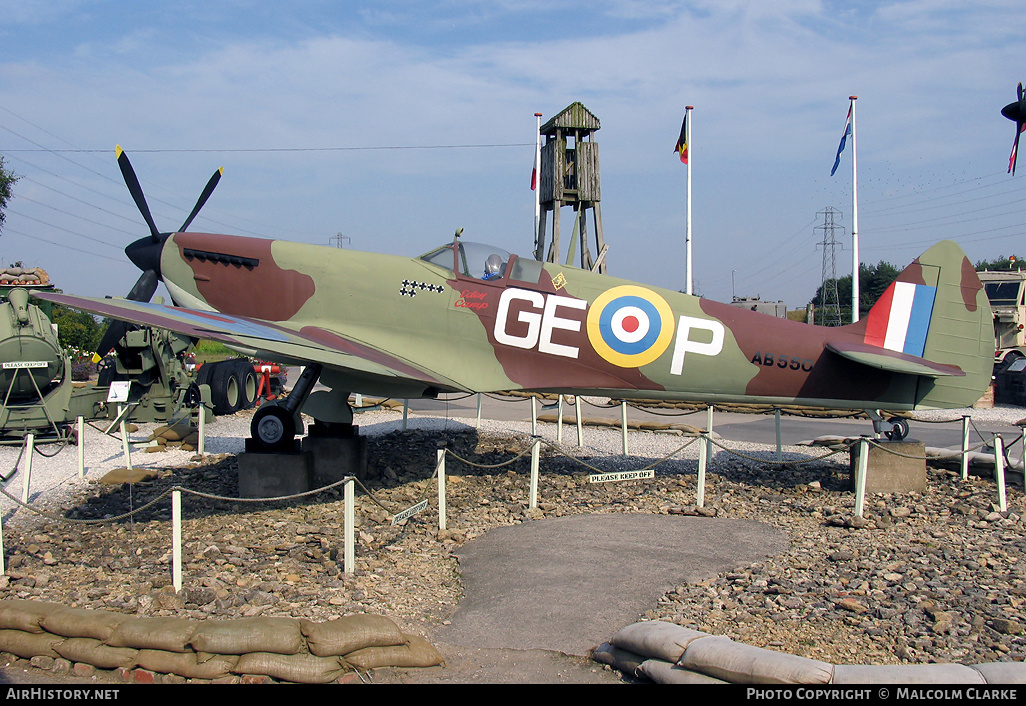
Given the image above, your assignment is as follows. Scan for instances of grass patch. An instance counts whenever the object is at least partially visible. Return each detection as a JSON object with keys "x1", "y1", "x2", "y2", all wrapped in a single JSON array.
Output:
[{"x1": 194, "y1": 339, "x2": 236, "y2": 364}]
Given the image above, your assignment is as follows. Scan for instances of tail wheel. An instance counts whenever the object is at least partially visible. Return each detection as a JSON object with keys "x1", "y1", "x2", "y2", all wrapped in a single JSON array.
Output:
[
  {"x1": 251, "y1": 404, "x2": 302, "y2": 451},
  {"x1": 885, "y1": 417, "x2": 909, "y2": 441}
]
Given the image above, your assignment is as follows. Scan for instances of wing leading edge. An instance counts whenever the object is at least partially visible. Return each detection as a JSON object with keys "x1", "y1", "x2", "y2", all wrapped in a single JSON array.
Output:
[{"x1": 35, "y1": 291, "x2": 465, "y2": 395}]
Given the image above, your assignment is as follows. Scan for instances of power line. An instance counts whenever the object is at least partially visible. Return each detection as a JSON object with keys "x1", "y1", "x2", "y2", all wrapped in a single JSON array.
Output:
[{"x1": 0, "y1": 143, "x2": 534, "y2": 154}]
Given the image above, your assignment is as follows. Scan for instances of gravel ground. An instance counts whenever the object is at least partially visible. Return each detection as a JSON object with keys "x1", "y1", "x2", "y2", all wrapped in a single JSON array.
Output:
[{"x1": 0, "y1": 400, "x2": 1022, "y2": 682}]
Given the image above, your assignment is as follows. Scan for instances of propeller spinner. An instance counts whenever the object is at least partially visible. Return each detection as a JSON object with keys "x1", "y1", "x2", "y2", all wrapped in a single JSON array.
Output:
[
  {"x1": 93, "y1": 147, "x2": 223, "y2": 361},
  {"x1": 1002, "y1": 82, "x2": 1026, "y2": 175}
]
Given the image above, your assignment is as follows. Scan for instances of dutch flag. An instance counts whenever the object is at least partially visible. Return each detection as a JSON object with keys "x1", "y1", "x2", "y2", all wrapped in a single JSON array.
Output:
[{"x1": 830, "y1": 105, "x2": 852, "y2": 177}]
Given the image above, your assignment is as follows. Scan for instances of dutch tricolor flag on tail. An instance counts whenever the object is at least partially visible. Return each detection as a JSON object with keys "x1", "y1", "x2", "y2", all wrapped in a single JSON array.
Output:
[{"x1": 863, "y1": 281, "x2": 937, "y2": 357}]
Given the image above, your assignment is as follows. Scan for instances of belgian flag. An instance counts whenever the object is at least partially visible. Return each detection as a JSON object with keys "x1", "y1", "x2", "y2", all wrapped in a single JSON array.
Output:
[{"x1": 674, "y1": 114, "x2": 688, "y2": 164}]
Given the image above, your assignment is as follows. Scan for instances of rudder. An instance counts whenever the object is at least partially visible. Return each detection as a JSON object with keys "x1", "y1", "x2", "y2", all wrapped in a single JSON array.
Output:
[{"x1": 861, "y1": 241, "x2": 992, "y2": 409}]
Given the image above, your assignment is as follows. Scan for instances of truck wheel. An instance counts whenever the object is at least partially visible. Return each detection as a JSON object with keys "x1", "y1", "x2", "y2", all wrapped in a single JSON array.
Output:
[
  {"x1": 251, "y1": 405, "x2": 301, "y2": 451},
  {"x1": 234, "y1": 359, "x2": 258, "y2": 410},
  {"x1": 210, "y1": 362, "x2": 242, "y2": 415}
]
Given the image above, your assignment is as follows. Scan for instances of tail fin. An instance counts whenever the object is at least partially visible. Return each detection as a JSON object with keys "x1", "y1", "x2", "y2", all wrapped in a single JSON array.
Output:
[{"x1": 859, "y1": 241, "x2": 992, "y2": 409}]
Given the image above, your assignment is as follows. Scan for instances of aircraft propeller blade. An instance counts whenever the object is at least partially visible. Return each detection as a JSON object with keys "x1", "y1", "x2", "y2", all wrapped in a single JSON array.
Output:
[
  {"x1": 1002, "y1": 82, "x2": 1026, "y2": 175},
  {"x1": 116, "y1": 145, "x2": 161, "y2": 242},
  {"x1": 179, "y1": 167, "x2": 224, "y2": 232}
]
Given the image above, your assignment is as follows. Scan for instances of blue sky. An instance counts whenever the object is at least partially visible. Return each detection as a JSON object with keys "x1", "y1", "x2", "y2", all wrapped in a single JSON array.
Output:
[{"x1": 0, "y1": 0, "x2": 1023, "y2": 309}]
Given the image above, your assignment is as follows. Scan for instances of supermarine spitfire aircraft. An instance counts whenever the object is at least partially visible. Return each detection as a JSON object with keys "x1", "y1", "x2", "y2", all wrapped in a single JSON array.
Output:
[{"x1": 36, "y1": 149, "x2": 995, "y2": 452}]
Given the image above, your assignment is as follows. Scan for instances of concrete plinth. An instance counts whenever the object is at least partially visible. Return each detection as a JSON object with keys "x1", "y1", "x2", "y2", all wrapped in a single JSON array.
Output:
[
  {"x1": 238, "y1": 449, "x2": 312, "y2": 498},
  {"x1": 302, "y1": 433, "x2": 369, "y2": 484},
  {"x1": 849, "y1": 439, "x2": 926, "y2": 494}
]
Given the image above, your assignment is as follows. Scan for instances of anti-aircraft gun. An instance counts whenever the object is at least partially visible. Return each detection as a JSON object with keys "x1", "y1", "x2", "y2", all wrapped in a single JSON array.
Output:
[
  {"x1": 0, "y1": 283, "x2": 274, "y2": 442},
  {"x1": 0, "y1": 287, "x2": 78, "y2": 439}
]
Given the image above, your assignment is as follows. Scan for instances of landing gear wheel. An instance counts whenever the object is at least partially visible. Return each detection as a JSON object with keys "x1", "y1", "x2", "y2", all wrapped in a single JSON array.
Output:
[
  {"x1": 251, "y1": 404, "x2": 302, "y2": 452},
  {"x1": 885, "y1": 417, "x2": 909, "y2": 441}
]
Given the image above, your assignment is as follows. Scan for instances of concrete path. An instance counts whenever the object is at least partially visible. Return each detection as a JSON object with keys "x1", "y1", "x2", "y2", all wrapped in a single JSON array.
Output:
[{"x1": 435, "y1": 514, "x2": 787, "y2": 656}]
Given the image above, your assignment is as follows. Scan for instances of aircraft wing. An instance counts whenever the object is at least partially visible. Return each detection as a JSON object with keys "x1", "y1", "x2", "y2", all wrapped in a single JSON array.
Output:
[
  {"x1": 825, "y1": 340, "x2": 965, "y2": 378},
  {"x1": 35, "y1": 291, "x2": 465, "y2": 393}
]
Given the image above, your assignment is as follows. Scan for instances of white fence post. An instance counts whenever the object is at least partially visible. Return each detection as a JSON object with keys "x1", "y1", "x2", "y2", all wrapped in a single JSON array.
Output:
[
  {"x1": 576, "y1": 398, "x2": 584, "y2": 447},
  {"x1": 172, "y1": 489, "x2": 182, "y2": 592},
  {"x1": 621, "y1": 401, "x2": 629, "y2": 456},
  {"x1": 77, "y1": 416, "x2": 85, "y2": 479},
  {"x1": 531, "y1": 396, "x2": 537, "y2": 436},
  {"x1": 556, "y1": 396, "x2": 564, "y2": 444},
  {"x1": 197, "y1": 404, "x2": 206, "y2": 455},
  {"x1": 530, "y1": 437, "x2": 540, "y2": 509},
  {"x1": 119, "y1": 409, "x2": 132, "y2": 470},
  {"x1": 22, "y1": 433, "x2": 34, "y2": 504},
  {"x1": 344, "y1": 477, "x2": 355, "y2": 574},
  {"x1": 994, "y1": 435, "x2": 1007, "y2": 512},
  {"x1": 775, "y1": 407, "x2": 782, "y2": 462},
  {"x1": 697, "y1": 432, "x2": 707, "y2": 508},
  {"x1": 961, "y1": 415, "x2": 970, "y2": 481},
  {"x1": 705, "y1": 405, "x2": 714, "y2": 465},
  {"x1": 436, "y1": 448, "x2": 447, "y2": 531},
  {"x1": 855, "y1": 439, "x2": 869, "y2": 517}
]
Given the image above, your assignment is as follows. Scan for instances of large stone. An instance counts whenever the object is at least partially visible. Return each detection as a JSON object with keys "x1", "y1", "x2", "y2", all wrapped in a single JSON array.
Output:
[{"x1": 849, "y1": 440, "x2": 926, "y2": 493}]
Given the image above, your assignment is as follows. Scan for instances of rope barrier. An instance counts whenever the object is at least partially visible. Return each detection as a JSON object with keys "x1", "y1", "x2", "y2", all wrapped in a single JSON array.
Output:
[
  {"x1": 704, "y1": 435, "x2": 850, "y2": 466},
  {"x1": 443, "y1": 444, "x2": 534, "y2": 470},
  {"x1": 537, "y1": 435, "x2": 702, "y2": 474}
]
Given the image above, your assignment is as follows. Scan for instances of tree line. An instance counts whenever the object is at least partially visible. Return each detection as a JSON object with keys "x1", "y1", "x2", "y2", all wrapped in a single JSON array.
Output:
[{"x1": 811, "y1": 255, "x2": 1022, "y2": 326}]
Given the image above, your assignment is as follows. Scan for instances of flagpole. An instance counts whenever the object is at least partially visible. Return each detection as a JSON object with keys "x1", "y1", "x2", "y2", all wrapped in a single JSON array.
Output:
[
  {"x1": 534, "y1": 112, "x2": 543, "y2": 253},
  {"x1": 685, "y1": 105, "x2": 693, "y2": 295},
  {"x1": 850, "y1": 96, "x2": 859, "y2": 323}
]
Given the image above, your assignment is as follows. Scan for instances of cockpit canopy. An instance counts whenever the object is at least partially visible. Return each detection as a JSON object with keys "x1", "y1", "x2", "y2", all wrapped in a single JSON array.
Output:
[{"x1": 420, "y1": 241, "x2": 543, "y2": 284}]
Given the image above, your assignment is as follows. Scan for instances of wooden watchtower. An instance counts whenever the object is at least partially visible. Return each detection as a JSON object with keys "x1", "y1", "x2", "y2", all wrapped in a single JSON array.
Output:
[{"x1": 534, "y1": 102, "x2": 607, "y2": 273}]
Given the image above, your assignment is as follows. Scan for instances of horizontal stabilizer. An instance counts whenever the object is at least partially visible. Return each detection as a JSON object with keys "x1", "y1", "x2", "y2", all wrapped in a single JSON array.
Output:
[{"x1": 825, "y1": 341, "x2": 965, "y2": 378}]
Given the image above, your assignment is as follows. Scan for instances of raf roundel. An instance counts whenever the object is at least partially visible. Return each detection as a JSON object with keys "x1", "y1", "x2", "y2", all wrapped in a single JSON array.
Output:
[{"x1": 587, "y1": 285, "x2": 675, "y2": 368}]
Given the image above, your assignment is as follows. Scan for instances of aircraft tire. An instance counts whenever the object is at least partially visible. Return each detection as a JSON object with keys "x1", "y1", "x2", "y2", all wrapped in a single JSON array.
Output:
[
  {"x1": 885, "y1": 417, "x2": 909, "y2": 441},
  {"x1": 234, "y1": 359, "x2": 258, "y2": 410},
  {"x1": 210, "y1": 362, "x2": 242, "y2": 415},
  {"x1": 251, "y1": 405, "x2": 299, "y2": 451}
]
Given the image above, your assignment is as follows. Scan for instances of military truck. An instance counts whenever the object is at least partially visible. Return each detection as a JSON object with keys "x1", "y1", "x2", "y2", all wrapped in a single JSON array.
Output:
[{"x1": 979, "y1": 269, "x2": 1026, "y2": 373}]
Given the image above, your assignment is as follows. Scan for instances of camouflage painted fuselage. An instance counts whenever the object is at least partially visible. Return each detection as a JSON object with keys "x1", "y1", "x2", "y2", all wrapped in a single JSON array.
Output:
[{"x1": 68, "y1": 232, "x2": 988, "y2": 413}]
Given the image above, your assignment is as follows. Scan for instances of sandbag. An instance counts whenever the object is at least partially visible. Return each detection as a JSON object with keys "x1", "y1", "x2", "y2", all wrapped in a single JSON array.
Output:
[
  {"x1": 300, "y1": 614, "x2": 407, "y2": 657},
  {"x1": 107, "y1": 617, "x2": 196, "y2": 652},
  {"x1": 149, "y1": 423, "x2": 194, "y2": 442},
  {"x1": 679, "y1": 635, "x2": 833, "y2": 684},
  {"x1": 135, "y1": 649, "x2": 239, "y2": 680},
  {"x1": 610, "y1": 621, "x2": 710, "y2": 664},
  {"x1": 0, "y1": 629, "x2": 63, "y2": 659},
  {"x1": 234, "y1": 652, "x2": 347, "y2": 684},
  {"x1": 592, "y1": 642, "x2": 645, "y2": 676},
  {"x1": 833, "y1": 663, "x2": 985, "y2": 684},
  {"x1": 973, "y1": 663, "x2": 1026, "y2": 684},
  {"x1": 0, "y1": 600, "x2": 65, "y2": 634},
  {"x1": 638, "y1": 658, "x2": 728, "y2": 684},
  {"x1": 189, "y1": 617, "x2": 304, "y2": 655},
  {"x1": 343, "y1": 634, "x2": 444, "y2": 671},
  {"x1": 42, "y1": 606, "x2": 131, "y2": 641},
  {"x1": 55, "y1": 637, "x2": 137, "y2": 670}
]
